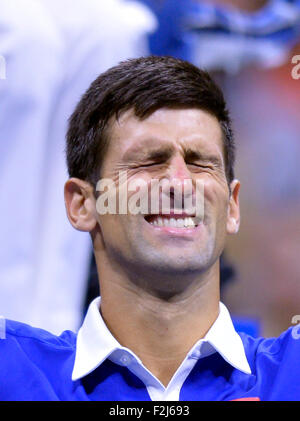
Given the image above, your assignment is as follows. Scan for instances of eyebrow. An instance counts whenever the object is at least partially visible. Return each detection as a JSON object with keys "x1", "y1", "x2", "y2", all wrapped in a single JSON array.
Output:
[{"x1": 123, "y1": 144, "x2": 173, "y2": 162}]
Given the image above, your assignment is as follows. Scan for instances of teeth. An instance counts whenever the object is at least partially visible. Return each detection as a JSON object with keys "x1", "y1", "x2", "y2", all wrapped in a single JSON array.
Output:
[
  {"x1": 185, "y1": 217, "x2": 194, "y2": 227},
  {"x1": 149, "y1": 216, "x2": 200, "y2": 228}
]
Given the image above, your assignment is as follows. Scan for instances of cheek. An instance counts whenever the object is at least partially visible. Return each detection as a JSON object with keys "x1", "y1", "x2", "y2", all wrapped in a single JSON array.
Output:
[
  {"x1": 203, "y1": 177, "x2": 229, "y2": 217},
  {"x1": 97, "y1": 215, "x2": 132, "y2": 255}
]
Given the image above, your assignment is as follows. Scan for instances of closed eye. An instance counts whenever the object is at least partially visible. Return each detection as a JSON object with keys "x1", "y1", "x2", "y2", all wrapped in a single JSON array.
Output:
[
  {"x1": 142, "y1": 162, "x2": 161, "y2": 167},
  {"x1": 188, "y1": 163, "x2": 213, "y2": 169},
  {"x1": 135, "y1": 162, "x2": 165, "y2": 168}
]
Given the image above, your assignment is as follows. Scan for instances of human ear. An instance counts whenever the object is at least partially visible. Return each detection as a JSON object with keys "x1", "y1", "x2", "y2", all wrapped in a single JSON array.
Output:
[
  {"x1": 64, "y1": 178, "x2": 97, "y2": 232},
  {"x1": 226, "y1": 179, "x2": 240, "y2": 235}
]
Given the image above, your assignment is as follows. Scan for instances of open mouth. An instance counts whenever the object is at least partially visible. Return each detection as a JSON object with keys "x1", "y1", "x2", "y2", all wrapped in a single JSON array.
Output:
[{"x1": 144, "y1": 214, "x2": 201, "y2": 228}]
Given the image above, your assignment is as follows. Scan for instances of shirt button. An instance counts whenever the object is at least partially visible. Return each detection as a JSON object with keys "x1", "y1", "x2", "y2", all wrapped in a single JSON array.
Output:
[
  {"x1": 120, "y1": 354, "x2": 132, "y2": 366},
  {"x1": 190, "y1": 350, "x2": 201, "y2": 359}
]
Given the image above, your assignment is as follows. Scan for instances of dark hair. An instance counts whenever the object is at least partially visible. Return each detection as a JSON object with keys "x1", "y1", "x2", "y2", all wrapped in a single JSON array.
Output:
[{"x1": 66, "y1": 55, "x2": 235, "y2": 187}]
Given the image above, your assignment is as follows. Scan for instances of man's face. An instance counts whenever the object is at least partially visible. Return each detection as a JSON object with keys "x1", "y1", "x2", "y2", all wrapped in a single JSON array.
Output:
[{"x1": 95, "y1": 107, "x2": 239, "y2": 290}]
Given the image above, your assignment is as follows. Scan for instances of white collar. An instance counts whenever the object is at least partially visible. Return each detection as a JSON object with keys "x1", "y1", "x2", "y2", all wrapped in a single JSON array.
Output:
[{"x1": 72, "y1": 296, "x2": 251, "y2": 382}]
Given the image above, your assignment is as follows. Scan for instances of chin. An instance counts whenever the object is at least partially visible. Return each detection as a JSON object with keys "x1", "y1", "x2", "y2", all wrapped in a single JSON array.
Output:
[{"x1": 143, "y1": 255, "x2": 212, "y2": 276}]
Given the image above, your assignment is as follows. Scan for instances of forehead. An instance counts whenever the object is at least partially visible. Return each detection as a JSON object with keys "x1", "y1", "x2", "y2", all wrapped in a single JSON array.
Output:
[{"x1": 105, "y1": 107, "x2": 224, "y2": 162}]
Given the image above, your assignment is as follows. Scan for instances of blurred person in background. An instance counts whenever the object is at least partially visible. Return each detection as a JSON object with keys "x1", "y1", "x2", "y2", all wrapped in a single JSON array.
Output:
[
  {"x1": 0, "y1": 0, "x2": 156, "y2": 334},
  {"x1": 140, "y1": 0, "x2": 300, "y2": 72},
  {"x1": 222, "y1": 54, "x2": 300, "y2": 338},
  {"x1": 0, "y1": 0, "x2": 64, "y2": 332}
]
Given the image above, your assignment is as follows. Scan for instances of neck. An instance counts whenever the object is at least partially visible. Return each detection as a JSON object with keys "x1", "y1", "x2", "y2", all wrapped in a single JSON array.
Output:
[{"x1": 96, "y1": 254, "x2": 220, "y2": 387}]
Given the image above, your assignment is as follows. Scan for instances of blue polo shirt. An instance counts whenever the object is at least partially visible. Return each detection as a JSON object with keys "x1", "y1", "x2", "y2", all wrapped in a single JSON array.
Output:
[{"x1": 0, "y1": 297, "x2": 300, "y2": 401}]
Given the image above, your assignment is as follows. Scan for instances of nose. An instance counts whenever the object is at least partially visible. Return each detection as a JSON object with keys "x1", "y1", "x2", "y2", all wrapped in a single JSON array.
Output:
[
  {"x1": 167, "y1": 155, "x2": 191, "y2": 180},
  {"x1": 166, "y1": 155, "x2": 192, "y2": 189},
  {"x1": 161, "y1": 155, "x2": 194, "y2": 211}
]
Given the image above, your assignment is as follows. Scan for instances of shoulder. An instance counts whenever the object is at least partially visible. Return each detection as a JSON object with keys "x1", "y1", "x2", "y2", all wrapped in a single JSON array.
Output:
[
  {"x1": 240, "y1": 325, "x2": 300, "y2": 351},
  {"x1": 237, "y1": 326, "x2": 300, "y2": 399},
  {"x1": 0, "y1": 318, "x2": 77, "y2": 400},
  {"x1": 239, "y1": 325, "x2": 300, "y2": 371},
  {"x1": 0, "y1": 317, "x2": 77, "y2": 367},
  {"x1": 1, "y1": 318, "x2": 76, "y2": 348}
]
